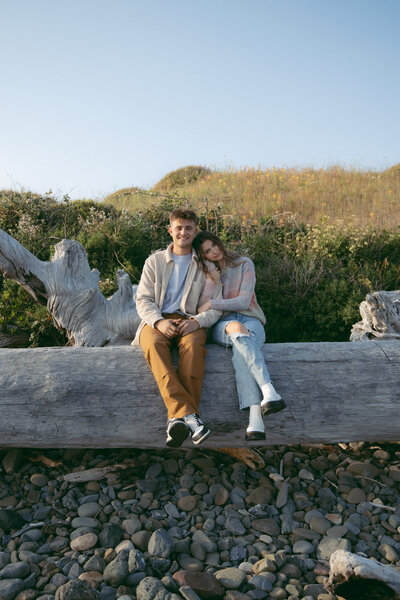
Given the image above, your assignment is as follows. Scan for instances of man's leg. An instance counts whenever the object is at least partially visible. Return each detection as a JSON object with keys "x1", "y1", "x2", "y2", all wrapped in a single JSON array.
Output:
[
  {"x1": 139, "y1": 324, "x2": 198, "y2": 419},
  {"x1": 177, "y1": 327, "x2": 207, "y2": 415},
  {"x1": 177, "y1": 327, "x2": 210, "y2": 444}
]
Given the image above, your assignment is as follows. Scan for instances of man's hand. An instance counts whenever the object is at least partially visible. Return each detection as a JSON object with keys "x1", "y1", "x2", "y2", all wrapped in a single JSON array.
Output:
[
  {"x1": 177, "y1": 318, "x2": 200, "y2": 337},
  {"x1": 197, "y1": 301, "x2": 211, "y2": 313},
  {"x1": 155, "y1": 319, "x2": 180, "y2": 338}
]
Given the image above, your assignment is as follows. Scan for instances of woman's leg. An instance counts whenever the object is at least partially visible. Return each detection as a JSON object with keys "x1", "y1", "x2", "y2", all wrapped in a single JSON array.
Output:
[
  {"x1": 226, "y1": 318, "x2": 272, "y2": 390},
  {"x1": 212, "y1": 316, "x2": 263, "y2": 413},
  {"x1": 226, "y1": 318, "x2": 284, "y2": 417}
]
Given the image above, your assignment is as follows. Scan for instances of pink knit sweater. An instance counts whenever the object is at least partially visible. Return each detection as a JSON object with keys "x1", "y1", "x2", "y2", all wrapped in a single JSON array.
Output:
[{"x1": 198, "y1": 256, "x2": 266, "y2": 325}]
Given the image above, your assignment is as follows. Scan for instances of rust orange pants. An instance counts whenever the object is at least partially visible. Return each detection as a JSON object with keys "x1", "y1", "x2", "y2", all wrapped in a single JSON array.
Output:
[{"x1": 139, "y1": 314, "x2": 207, "y2": 419}]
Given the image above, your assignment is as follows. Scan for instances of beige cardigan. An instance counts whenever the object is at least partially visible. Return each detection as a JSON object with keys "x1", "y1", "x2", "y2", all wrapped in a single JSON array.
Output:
[{"x1": 132, "y1": 244, "x2": 222, "y2": 345}]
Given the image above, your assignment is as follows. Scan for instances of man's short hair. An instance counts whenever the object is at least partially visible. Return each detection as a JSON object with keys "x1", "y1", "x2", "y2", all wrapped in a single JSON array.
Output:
[{"x1": 169, "y1": 207, "x2": 198, "y2": 225}]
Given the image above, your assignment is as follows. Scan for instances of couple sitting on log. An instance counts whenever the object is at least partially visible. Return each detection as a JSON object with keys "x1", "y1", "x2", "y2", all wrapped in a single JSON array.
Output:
[{"x1": 132, "y1": 207, "x2": 286, "y2": 446}]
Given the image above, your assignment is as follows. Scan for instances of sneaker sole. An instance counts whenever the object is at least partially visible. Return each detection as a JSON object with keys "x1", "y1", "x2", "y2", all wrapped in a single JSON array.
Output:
[
  {"x1": 166, "y1": 421, "x2": 189, "y2": 448},
  {"x1": 192, "y1": 427, "x2": 211, "y2": 445},
  {"x1": 261, "y1": 399, "x2": 287, "y2": 417}
]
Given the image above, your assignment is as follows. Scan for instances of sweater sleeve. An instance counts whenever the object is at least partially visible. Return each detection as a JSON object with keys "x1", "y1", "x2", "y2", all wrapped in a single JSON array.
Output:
[{"x1": 209, "y1": 260, "x2": 256, "y2": 311}]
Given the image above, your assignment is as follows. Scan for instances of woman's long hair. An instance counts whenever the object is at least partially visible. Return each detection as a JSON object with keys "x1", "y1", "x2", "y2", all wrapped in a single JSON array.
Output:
[{"x1": 193, "y1": 231, "x2": 242, "y2": 274}]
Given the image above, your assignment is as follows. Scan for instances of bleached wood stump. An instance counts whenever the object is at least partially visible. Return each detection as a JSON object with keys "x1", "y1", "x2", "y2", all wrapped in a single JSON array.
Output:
[
  {"x1": 351, "y1": 290, "x2": 400, "y2": 341},
  {"x1": 327, "y1": 550, "x2": 400, "y2": 599},
  {"x1": 1, "y1": 340, "x2": 399, "y2": 448},
  {"x1": 0, "y1": 227, "x2": 140, "y2": 346}
]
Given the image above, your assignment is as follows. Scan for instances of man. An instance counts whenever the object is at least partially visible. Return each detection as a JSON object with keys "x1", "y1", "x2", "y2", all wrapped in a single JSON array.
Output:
[{"x1": 132, "y1": 208, "x2": 222, "y2": 447}]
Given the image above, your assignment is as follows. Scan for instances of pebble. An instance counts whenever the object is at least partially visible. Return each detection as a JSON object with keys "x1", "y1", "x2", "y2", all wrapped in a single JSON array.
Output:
[
  {"x1": 293, "y1": 540, "x2": 315, "y2": 554},
  {"x1": 345, "y1": 487, "x2": 367, "y2": 504},
  {"x1": 275, "y1": 482, "x2": 289, "y2": 509},
  {"x1": 70, "y1": 533, "x2": 98, "y2": 551},
  {"x1": 379, "y1": 543, "x2": 399, "y2": 562},
  {"x1": 30, "y1": 473, "x2": 48, "y2": 487},
  {"x1": 178, "y1": 496, "x2": 197, "y2": 512},
  {"x1": 148, "y1": 529, "x2": 174, "y2": 558},
  {"x1": 173, "y1": 570, "x2": 224, "y2": 598},
  {"x1": 214, "y1": 567, "x2": 246, "y2": 588},
  {"x1": 0, "y1": 444, "x2": 398, "y2": 599},
  {"x1": 78, "y1": 502, "x2": 101, "y2": 518}
]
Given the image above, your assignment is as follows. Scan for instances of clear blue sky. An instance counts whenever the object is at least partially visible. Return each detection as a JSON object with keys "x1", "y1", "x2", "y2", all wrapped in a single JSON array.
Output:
[{"x1": 1, "y1": 0, "x2": 399, "y2": 200}]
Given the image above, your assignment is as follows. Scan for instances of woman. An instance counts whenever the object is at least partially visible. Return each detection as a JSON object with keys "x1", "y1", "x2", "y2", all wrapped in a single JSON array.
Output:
[{"x1": 193, "y1": 231, "x2": 285, "y2": 441}]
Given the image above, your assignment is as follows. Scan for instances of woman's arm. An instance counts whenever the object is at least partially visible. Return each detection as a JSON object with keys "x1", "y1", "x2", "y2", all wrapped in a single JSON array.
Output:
[{"x1": 209, "y1": 259, "x2": 256, "y2": 311}]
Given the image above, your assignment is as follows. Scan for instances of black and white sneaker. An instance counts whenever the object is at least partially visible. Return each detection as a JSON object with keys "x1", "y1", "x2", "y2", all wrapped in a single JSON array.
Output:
[
  {"x1": 183, "y1": 413, "x2": 210, "y2": 445},
  {"x1": 166, "y1": 418, "x2": 189, "y2": 448}
]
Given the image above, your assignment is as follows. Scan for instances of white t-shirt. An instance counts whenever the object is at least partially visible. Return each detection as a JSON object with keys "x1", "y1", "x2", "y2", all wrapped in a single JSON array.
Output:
[{"x1": 161, "y1": 253, "x2": 192, "y2": 314}]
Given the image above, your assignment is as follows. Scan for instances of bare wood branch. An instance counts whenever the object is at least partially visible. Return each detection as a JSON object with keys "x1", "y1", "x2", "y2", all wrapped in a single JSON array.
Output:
[
  {"x1": 63, "y1": 462, "x2": 135, "y2": 483},
  {"x1": 327, "y1": 550, "x2": 400, "y2": 599}
]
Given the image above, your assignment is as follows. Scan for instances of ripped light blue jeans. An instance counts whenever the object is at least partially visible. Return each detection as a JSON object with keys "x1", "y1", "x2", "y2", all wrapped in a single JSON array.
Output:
[{"x1": 212, "y1": 312, "x2": 272, "y2": 410}]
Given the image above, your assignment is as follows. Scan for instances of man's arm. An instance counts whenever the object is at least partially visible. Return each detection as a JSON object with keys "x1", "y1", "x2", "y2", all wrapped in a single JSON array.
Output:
[
  {"x1": 192, "y1": 279, "x2": 223, "y2": 329},
  {"x1": 135, "y1": 256, "x2": 164, "y2": 328}
]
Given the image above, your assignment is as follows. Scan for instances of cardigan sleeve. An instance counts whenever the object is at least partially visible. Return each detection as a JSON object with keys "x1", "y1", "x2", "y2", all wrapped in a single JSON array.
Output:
[
  {"x1": 197, "y1": 278, "x2": 216, "y2": 307},
  {"x1": 135, "y1": 255, "x2": 164, "y2": 327}
]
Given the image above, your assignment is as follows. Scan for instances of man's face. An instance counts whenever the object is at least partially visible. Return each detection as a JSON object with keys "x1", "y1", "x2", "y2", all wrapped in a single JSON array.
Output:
[{"x1": 168, "y1": 218, "x2": 197, "y2": 254}]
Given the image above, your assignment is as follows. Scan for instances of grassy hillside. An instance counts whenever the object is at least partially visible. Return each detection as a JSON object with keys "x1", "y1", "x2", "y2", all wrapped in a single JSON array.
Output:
[{"x1": 104, "y1": 164, "x2": 400, "y2": 229}]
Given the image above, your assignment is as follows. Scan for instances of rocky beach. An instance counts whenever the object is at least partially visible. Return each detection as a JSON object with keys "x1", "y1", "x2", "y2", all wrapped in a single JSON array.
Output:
[{"x1": 1, "y1": 442, "x2": 400, "y2": 600}]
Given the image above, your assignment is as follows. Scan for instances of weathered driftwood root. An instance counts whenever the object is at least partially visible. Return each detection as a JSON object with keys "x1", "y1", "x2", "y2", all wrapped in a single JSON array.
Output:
[
  {"x1": 327, "y1": 549, "x2": 400, "y2": 600},
  {"x1": 214, "y1": 448, "x2": 265, "y2": 469},
  {"x1": 0, "y1": 228, "x2": 139, "y2": 346},
  {"x1": 351, "y1": 290, "x2": 400, "y2": 341}
]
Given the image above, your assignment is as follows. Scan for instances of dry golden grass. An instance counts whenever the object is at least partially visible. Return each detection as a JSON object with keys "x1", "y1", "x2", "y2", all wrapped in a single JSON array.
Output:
[{"x1": 104, "y1": 165, "x2": 400, "y2": 229}]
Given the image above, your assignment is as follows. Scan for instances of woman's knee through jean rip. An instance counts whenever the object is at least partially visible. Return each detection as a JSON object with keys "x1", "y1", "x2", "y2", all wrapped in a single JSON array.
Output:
[{"x1": 225, "y1": 321, "x2": 250, "y2": 336}]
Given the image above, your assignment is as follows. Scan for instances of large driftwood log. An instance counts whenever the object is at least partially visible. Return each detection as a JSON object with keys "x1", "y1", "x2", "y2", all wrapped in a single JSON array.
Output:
[
  {"x1": 327, "y1": 549, "x2": 400, "y2": 599},
  {"x1": 351, "y1": 290, "x2": 400, "y2": 342},
  {"x1": 0, "y1": 228, "x2": 139, "y2": 346},
  {"x1": 0, "y1": 340, "x2": 399, "y2": 448}
]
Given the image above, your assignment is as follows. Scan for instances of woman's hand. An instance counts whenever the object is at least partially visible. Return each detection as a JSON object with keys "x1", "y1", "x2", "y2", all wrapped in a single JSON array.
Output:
[{"x1": 197, "y1": 301, "x2": 211, "y2": 313}]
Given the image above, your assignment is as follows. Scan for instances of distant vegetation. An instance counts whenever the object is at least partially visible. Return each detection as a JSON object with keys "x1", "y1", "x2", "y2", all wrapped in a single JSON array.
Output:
[
  {"x1": 1, "y1": 162, "x2": 400, "y2": 347},
  {"x1": 105, "y1": 164, "x2": 400, "y2": 230}
]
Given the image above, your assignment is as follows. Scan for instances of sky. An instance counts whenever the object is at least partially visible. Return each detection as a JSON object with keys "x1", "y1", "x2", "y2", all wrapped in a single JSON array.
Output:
[{"x1": 1, "y1": 0, "x2": 399, "y2": 200}]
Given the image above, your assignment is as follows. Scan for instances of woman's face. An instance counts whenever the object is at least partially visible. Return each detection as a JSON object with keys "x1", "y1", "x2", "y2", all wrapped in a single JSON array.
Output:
[{"x1": 200, "y1": 239, "x2": 224, "y2": 263}]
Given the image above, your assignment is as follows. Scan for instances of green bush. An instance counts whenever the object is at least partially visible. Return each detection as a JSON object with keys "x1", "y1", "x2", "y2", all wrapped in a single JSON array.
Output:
[{"x1": 1, "y1": 193, "x2": 400, "y2": 346}]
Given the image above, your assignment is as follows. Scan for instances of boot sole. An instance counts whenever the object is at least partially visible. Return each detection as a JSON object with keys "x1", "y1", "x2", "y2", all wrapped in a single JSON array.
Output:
[
  {"x1": 261, "y1": 399, "x2": 287, "y2": 417},
  {"x1": 245, "y1": 430, "x2": 266, "y2": 441}
]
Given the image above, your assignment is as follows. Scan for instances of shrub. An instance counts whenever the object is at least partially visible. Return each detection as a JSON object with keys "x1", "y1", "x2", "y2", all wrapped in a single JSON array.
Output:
[{"x1": 152, "y1": 165, "x2": 212, "y2": 192}]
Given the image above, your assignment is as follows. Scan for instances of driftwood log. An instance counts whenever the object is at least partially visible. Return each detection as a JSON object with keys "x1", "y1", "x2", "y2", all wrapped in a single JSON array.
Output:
[
  {"x1": 327, "y1": 549, "x2": 400, "y2": 600},
  {"x1": 1, "y1": 340, "x2": 400, "y2": 448},
  {"x1": 0, "y1": 227, "x2": 140, "y2": 346},
  {"x1": 351, "y1": 290, "x2": 400, "y2": 341}
]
